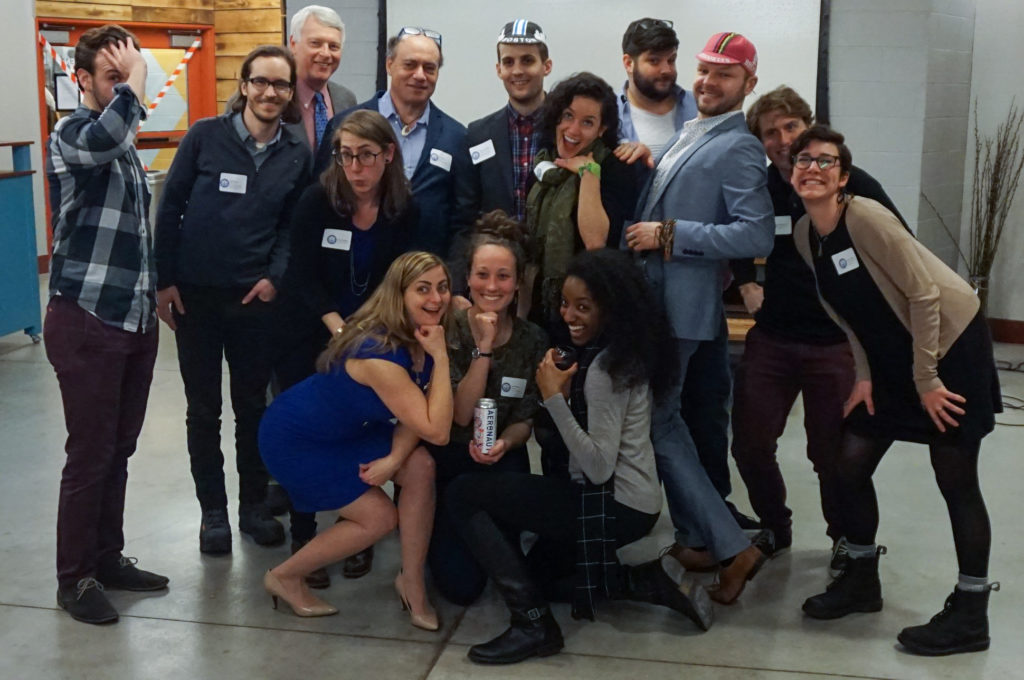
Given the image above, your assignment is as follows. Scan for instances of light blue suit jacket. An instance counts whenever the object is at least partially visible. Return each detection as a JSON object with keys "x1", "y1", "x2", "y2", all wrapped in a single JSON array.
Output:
[{"x1": 631, "y1": 112, "x2": 774, "y2": 341}]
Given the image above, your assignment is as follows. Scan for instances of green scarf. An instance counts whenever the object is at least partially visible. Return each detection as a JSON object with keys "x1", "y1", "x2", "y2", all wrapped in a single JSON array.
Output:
[{"x1": 526, "y1": 139, "x2": 610, "y2": 318}]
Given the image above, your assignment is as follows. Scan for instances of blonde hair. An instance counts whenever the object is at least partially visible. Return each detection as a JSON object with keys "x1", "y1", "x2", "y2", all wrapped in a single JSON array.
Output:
[{"x1": 316, "y1": 251, "x2": 451, "y2": 372}]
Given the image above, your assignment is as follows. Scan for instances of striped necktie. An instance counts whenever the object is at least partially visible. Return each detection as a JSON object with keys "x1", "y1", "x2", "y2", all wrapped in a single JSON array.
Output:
[{"x1": 313, "y1": 91, "x2": 328, "y2": 147}]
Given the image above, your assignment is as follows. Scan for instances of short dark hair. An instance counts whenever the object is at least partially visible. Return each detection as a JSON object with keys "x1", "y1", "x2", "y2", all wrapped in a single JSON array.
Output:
[
  {"x1": 496, "y1": 40, "x2": 549, "y2": 64},
  {"x1": 538, "y1": 72, "x2": 619, "y2": 150},
  {"x1": 745, "y1": 85, "x2": 814, "y2": 139},
  {"x1": 622, "y1": 18, "x2": 678, "y2": 58},
  {"x1": 230, "y1": 45, "x2": 301, "y2": 124},
  {"x1": 386, "y1": 33, "x2": 444, "y2": 68},
  {"x1": 790, "y1": 124, "x2": 853, "y2": 176},
  {"x1": 74, "y1": 24, "x2": 141, "y2": 88},
  {"x1": 564, "y1": 249, "x2": 679, "y2": 399}
]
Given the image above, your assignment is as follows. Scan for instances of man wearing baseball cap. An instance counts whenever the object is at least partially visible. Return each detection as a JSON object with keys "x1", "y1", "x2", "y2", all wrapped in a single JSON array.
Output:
[
  {"x1": 623, "y1": 32, "x2": 776, "y2": 598},
  {"x1": 454, "y1": 20, "x2": 552, "y2": 230}
]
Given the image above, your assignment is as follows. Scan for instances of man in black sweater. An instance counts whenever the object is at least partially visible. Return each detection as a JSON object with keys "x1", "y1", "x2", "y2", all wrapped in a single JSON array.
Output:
[
  {"x1": 154, "y1": 46, "x2": 311, "y2": 555},
  {"x1": 730, "y1": 86, "x2": 906, "y2": 572}
]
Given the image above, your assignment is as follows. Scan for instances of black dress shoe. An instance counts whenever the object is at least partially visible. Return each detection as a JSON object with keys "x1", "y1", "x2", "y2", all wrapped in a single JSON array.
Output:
[
  {"x1": 291, "y1": 539, "x2": 331, "y2": 589},
  {"x1": 96, "y1": 555, "x2": 169, "y2": 591},
  {"x1": 467, "y1": 607, "x2": 564, "y2": 665},
  {"x1": 265, "y1": 483, "x2": 291, "y2": 516},
  {"x1": 58, "y1": 578, "x2": 118, "y2": 625},
  {"x1": 239, "y1": 503, "x2": 286, "y2": 546},
  {"x1": 343, "y1": 546, "x2": 374, "y2": 579},
  {"x1": 200, "y1": 508, "x2": 231, "y2": 554}
]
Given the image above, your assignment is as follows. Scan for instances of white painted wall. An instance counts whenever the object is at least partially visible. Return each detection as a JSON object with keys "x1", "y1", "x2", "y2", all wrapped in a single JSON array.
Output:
[
  {"x1": 1, "y1": 0, "x2": 46, "y2": 258},
  {"x1": 386, "y1": 0, "x2": 821, "y2": 126},
  {"x1": 961, "y1": 0, "x2": 1024, "y2": 322}
]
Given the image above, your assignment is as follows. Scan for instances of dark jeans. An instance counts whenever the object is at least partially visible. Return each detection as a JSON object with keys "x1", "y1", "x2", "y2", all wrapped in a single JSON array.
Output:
[
  {"x1": 730, "y1": 326, "x2": 854, "y2": 541},
  {"x1": 427, "y1": 441, "x2": 530, "y2": 605},
  {"x1": 44, "y1": 296, "x2": 158, "y2": 585},
  {"x1": 173, "y1": 285, "x2": 273, "y2": 510},
  {"x1": 447, "y1": 472, "x2": 658, "y2": 607}
]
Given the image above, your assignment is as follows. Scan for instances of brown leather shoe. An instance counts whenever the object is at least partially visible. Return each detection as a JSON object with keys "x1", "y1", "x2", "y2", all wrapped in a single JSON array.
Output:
[
  {"x1": 708, "y1": 542, "x2": 768, "y2": 605},
  {"x1": 664, "y1": 543, "x2": 718, "y2": 573},
  {"x1": 343, "y1": 546, "x2": 374, "y2": 579}
]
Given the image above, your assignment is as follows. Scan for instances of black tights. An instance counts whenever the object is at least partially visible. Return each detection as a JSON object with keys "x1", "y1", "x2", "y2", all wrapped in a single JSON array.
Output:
[{"x1": 836, "y1": 430, "x2": 990, "y2": 577}]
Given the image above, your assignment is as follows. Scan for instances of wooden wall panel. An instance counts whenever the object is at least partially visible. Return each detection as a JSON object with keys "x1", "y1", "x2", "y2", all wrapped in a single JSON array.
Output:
[
  {"x1": 133, "y1": 7, "x2": 215, "y2": 25},
  {"x1": 214, "y1": 32, "x2": 281, "y2": 55},
  {"x1": 132, "y1": 0, "x2": 213, "y2": 8},
  {"x1": 36, "y1": 2, "x2": 131, "y2": 21},
  {"x1": 216, "y1": 0, "x2": 281, "y2": 9},
  {"x1": 215, "y1": 9, "x2": 280, "y2": 33},
  {"x1": 216, "y1": 79, "x2": 239, "y2": 102},
  {"x1": 216, "y1": 56, "x2": 246, "y2": 80}
]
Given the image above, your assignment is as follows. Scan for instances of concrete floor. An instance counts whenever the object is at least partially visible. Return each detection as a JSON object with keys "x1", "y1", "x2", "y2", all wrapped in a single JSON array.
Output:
[{"x1": 2, "y1": 304, "x2": 1022, "y2": 680}]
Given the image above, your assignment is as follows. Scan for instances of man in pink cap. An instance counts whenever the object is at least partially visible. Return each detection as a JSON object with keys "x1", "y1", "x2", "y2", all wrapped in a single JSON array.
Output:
[{"x1": 622, "y1": 32, "x2": 776, "y2": 592}]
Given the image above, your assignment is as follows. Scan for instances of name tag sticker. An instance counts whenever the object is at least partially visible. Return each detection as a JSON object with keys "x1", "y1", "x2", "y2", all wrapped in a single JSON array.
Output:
[
  {"x1": 501, "y1": 377, "x2": 527, "y2": 399},
  {"x1": 219, "y1": 172, "x2": 247, "y2": 194},
  {"x1": 321, "y1": 228, "x2": 352, "y2": 251},
  {"x1": 832, "y1": 247, "x2": 860, "y2": 275},
  {"x1": 774, "y1": 215, "x2": 793, "y2": 236},
  {"x1": 429, "y1": 148, "x2": 452, "y2": 172},
  {"x1": 534, "y1": 160, "x2": 558, "y2": 181},
  {"x1": 469, "y1": 139, "x2": 496, "y2": 165}
]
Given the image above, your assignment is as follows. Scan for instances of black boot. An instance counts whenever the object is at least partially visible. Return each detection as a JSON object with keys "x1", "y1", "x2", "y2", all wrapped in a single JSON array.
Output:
[
  {"x1": 803, "y1": 546, "x2": 886, "y2": 619},
  {"x1": 457, "y1": 512, "x2": 564, "y2": 664},
  {"x1": 897, "y1": 583, "x2": 999, "y2": 656},
  {"x1": 621, "y1": 555, "x2": 714, "y2": 631}
]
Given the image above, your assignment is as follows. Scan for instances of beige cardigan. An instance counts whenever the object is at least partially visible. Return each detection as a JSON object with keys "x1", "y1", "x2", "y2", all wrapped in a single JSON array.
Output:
[{"x1": 794, "y1": 197, "x2": 979, "y2": 396}]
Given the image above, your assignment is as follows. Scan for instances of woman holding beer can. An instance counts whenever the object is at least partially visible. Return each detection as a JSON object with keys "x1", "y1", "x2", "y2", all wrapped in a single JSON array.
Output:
[
  {"x1": 426, "y1": 210, "x2": 548, "y2": 606},
  {"x1": 448, "y1": 249, "x2": 713, "y2": 666}
]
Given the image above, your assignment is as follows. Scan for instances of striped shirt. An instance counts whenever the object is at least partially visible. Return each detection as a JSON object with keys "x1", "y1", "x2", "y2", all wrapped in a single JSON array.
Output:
[{"x1": 46, "y1": 83, "x2": 155, "y2": 332}]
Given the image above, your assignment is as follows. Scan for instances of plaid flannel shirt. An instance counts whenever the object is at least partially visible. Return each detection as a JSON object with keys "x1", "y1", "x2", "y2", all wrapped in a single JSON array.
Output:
[
  {"x1": 46, "y1": 83, "x2": 155, "y2": 332},
  {"x1": 507, "y1": 103, "x2": 542, "y2": 222}
]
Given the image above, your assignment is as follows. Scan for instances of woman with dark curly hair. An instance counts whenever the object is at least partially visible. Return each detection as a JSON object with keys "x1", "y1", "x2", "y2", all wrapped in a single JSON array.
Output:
[
  {"x1": 448, "y1": 249, "x2": 712, "y2": 666},
  {"x1": 523, "y1": 72, "x2": 639, "y2": 326}
]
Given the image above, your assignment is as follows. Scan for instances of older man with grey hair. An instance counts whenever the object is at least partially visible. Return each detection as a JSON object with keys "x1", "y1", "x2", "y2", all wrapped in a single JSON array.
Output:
[{"x1": 288, "y1": 4, "x2": 357, "y2": 149}]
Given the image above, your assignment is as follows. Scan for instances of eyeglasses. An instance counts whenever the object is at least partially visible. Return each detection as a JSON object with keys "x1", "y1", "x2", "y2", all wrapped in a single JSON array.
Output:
[
  {"x1": 793, "y1": 153, "x2": 840, "y2": 170},
  {"x1": 245, "y1": 77, "x2": 293, "y2": 94},
  {"x1": 333, "y1": 149, "x2": 383, "y2": 167},
  {"x1": 397, "y1": 26, "x2": 442, "y2": 48},
  {"x1": 625, "y1": 18, "x2": 674, "y2": 41}
]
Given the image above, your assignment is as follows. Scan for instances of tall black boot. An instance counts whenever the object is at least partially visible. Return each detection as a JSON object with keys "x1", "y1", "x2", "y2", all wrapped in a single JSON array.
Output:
[
  {"x1": 803, "y1": 546, "x2": 886, "y2": 619},
  {"x1": 458, "y1": 512, "x2": 564, "y2": 665},
  {"x1": 620, "y1": 555, "x2": 714, "y2": 631},
  {"x1": 898, "y1": 583, "x2": 999, "y2": 656}
]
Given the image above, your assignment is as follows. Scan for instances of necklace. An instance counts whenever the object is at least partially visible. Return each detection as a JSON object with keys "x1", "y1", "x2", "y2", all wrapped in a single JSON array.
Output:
[{"x1": 349, "y1": 245, "x2": 370, "y2": 296}]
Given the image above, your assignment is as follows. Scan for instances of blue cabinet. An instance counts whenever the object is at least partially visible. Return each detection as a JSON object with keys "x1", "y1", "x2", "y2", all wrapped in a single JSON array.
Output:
[{"x1": 0, "y1": 141, "x2": 42, "y2": 341}]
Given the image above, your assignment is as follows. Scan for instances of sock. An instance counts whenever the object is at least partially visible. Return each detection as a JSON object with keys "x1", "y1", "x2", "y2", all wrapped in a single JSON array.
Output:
[
  {"x1": 845, "y1": 541, "x2": 876, "y2": 559},
  {"x1": 956, "y1": 573, "x2": 990, "y2": 592}
]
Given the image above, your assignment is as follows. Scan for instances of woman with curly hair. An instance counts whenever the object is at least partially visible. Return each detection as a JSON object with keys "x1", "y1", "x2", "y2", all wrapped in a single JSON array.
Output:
[
  {"x1": 523, "y1": 72, "x2": 639, "y2": 326},
  {"x1": 258, "y1": 252, "x2": 452, "y2": 630},
  {"x1": 448, "y1": 249, "x2": 713, "y2": 666}
]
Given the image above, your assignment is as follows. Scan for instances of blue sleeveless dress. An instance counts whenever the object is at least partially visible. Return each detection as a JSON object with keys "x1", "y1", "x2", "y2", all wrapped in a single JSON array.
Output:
[{"x1": 259, "y1": 340, "x2": 432, "y2": 512}]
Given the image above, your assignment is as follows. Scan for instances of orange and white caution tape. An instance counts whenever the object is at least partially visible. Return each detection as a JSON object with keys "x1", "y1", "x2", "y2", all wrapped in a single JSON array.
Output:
[
  {"x1": 39, "y1": 33, "x2": 77, "y2": 84},
  {"x1": 138, "y1": 37, "x2": 202, "y2": 131}
]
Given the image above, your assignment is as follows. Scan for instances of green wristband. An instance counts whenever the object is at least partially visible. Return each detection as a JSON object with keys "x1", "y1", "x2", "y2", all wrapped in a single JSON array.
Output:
[{"x1": 578, "y1": 161, "x2": 601, "y2": 179}]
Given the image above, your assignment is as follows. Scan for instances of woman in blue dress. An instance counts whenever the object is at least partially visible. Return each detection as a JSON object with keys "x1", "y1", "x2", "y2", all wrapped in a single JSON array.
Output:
[{"x1": 259, "y1": 251, "x2": 453, "y2": 629}]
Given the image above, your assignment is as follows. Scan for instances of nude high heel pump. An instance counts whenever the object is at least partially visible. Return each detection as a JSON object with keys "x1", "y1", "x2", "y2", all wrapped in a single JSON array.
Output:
[
  {"x1": 394, "y1": 571, "x2": 439, "y2": 631},
  {"x1": 264, "y1": 570, "x2": 338, "y2": 617}
]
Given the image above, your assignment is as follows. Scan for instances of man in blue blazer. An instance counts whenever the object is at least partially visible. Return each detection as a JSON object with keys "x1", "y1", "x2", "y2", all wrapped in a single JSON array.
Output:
[
  {"x1": 314, "y1": 27, "x2": 467, "y2": 259},
  {"x1": 624, "y1": 32, "x2": 775, "y2": 577}
]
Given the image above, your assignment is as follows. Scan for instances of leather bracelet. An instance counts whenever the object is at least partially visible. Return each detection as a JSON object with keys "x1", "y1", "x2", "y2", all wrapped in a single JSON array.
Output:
[
  {"x1": 660, "y1": 219, "x2": 676, "y2": 261},
  {"x1": 578, "y1": 161, "x2": 601, "y2": 179}
]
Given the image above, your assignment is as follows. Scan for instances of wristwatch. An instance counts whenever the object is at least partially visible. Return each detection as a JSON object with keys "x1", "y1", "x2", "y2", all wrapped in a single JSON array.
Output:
[{"x1": 471, "y1": 347, "x2": 493, "y2": 359}]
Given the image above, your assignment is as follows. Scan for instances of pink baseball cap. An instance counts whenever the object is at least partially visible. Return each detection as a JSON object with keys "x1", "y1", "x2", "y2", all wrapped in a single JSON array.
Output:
[{"x1": 696, "y1": 32, "x2": 758, "y2": 75}]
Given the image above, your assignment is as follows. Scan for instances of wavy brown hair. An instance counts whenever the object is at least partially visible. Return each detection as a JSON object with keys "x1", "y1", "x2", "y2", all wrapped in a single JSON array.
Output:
[
  {"x1": 320, "y1": 109, "x2": 410, "y2": 219},
  {"x1": 316, "y1": 251, "x2": 452, "y2": 372}
]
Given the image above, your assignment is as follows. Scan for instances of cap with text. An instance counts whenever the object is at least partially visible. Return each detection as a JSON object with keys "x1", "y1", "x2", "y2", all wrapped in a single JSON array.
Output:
[
  {"x1": 498, "y1": 20, "x2": 547, "y2": 46},
  {"x1": 696, "y1": 32, "x2": 757, "y2": 76}
]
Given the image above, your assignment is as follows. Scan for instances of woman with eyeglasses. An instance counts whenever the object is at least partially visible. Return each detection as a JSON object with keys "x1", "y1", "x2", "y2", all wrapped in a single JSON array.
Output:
[
  {"x1": 523, "y1": 72, "x2": 639, "y2": 327},
  {"x1": 790, "y1": 125, "x2": 1001, "y2": 656},
  {"x1": 273, "y1": 109, "x2": 416, "y2": 587}
]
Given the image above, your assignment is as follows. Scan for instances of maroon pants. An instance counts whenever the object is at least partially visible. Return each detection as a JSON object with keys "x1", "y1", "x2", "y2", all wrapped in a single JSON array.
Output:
[
  {"x1": 44, "y1": 296, "x2": 158, "y2": 586},
  {"x1": 730, "y1": 325, "x2": 854, "y2": 542}
]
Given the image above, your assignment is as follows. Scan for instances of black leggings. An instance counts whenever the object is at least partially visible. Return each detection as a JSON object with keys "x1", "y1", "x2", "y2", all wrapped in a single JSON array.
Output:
[{"x1": 836, "y1": 430, "x2": 990, "y2": 577}]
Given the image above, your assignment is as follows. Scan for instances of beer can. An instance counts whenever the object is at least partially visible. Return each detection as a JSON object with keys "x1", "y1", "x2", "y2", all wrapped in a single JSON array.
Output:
[{"x1": 474, "y1": 398, "x2": 498, "y2": 455}]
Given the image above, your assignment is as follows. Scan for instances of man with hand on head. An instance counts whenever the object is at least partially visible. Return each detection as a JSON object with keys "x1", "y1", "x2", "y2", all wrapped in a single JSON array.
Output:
[
  {"x1": 623, "y1": 32, "x2": 775, "y2": 595},
  {"x1": 315, "y1": 27, "x2": 467, "y2": 259},
  {"x1": 154, "y1": 45, "x2": 311, "y2": 557},
  {"x1": 45, "y1": 23, "x2": 169, "y2": 625},
  {"x1": 728, "y1": 86, "x2": 906, "y2": 570}
]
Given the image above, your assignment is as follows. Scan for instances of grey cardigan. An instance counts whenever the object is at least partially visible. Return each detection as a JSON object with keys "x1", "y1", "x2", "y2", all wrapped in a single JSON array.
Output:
[
  {"x1": 794, "y1": 196, "x2": 980, "y2": 396},
  {"x1": 543, "y1": 351, "x2": 661, "y2": 515}
]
